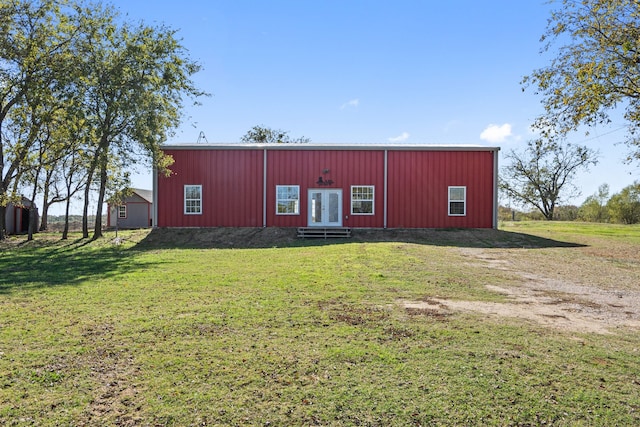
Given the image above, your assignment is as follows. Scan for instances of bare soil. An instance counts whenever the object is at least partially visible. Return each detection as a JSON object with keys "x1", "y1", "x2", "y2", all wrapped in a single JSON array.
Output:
[
  {"x1": 80, "y1": 323, "x2": 143, "y2": 425},
  {"x1": 405, "y1": 243, "x2": 640, "y2": 335}
]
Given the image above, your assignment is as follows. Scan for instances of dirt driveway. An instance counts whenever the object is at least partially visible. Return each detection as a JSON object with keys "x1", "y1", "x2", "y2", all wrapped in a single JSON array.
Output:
[{"x1": 405, "y1": 242, "x2": 640, "y2": 335}]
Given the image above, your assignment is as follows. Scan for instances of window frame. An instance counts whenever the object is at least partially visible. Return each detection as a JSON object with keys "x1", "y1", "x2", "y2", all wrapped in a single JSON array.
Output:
[
  {"x1": 350, "y1": 185, "x2": 375, "y2": 215},
  {"x1": 184, "y1": 184, "x2": 202, "y2": 215},
  {"x1": 448, "y1": 186, "x2": 466, "y2": 216},
  {"x1": 275, "y1": 185, "x2": 300, "y2": 215},
  {"x1": 118, "y1": 204, "x2": 127, "y2": 219}
]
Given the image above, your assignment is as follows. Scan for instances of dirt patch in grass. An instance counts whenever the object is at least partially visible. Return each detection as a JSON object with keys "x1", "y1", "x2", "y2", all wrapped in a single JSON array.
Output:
[
  {"x1": 404, "y1": 246, "x2": 640, "y2": 335},
  {"x1": 80, "y1": 323, "x2": 143, "y2": 425}
]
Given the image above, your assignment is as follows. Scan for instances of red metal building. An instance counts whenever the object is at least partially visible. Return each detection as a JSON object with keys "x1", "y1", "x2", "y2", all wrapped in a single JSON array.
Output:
[
  {"x1": 154, "y1": 144, "x2": 499, "y2": 229},
  {"x1": 4, "y1": 197, "x2": 38, "y2": 235}
]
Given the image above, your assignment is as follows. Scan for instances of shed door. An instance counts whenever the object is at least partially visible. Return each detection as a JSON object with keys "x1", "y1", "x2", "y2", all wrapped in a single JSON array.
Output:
[{"x1": 308, "y1": 189, "x2": 342, "y2": 227}]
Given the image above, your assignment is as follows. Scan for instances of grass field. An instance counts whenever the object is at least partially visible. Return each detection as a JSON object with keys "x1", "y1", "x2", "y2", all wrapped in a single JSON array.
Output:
[{"x1": 0, "y1": 222, "x2": 639, "y2": 426}]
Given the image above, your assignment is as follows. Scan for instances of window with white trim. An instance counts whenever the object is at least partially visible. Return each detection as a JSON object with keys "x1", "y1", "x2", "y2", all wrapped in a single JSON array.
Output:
[
  {"x1": 448, "y1": 186, "x2": 466, "y2": 216},
  {"x1": 276, "y1": 185, "x2": 299, "y2": 215},
  {"x1": 118, "y1": 205, "x2": 127, "y2": 219},
  {"x1": 184, "y1": 185, "x2": 202, "y2": 215},
  {"x1": 351, "y1": 186, "x2": 374, "y2": 215}
]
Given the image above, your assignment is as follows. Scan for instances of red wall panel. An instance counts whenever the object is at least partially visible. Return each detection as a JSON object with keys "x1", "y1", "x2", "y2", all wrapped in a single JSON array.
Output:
[
  {"x1": 266, "y1": 150, "x2": 385, "y2": 227},
  {"x1": 157, "y1": 149, "x2": 263, "y2": 227},
  {"x1": 387, "y1": 150, "x2": 495, "y2": 228}
]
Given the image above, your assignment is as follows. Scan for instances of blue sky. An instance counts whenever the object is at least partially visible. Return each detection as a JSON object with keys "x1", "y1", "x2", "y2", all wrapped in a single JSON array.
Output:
[{"x1": 102, "y1": 1, "x2": 636, "y2": 209}]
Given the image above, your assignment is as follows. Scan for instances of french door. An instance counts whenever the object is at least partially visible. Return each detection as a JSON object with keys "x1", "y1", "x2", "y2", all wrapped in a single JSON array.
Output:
[{"x1": 308, "y1": 189, "x2": 342, "y2": 227}]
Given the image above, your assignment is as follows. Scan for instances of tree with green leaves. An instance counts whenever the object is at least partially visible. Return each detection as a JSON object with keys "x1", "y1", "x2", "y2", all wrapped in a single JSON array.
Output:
[
  {"x1": 241, "y1": 125, "x2": 310, "y2": 144},
  {"x1": 607, "y1": 182, "x2": 640, "y2": 224},
  {"x1": 73, "y1": 3, "x2": 205, "y2": 239},
  {"x1": 0, "y1": 0, "x2": 77, "y2": 240},
  {"x1": 9, "y1": 74, "x2": 78, "y2": 238},
  {"x1": 58, "y1": 148, "x2": 88, "y2": 240},
  {"x1": 500, "y1": 139, "x2": 598, "y2": 220},
  {"x1": 578, "y1": 183, "x2": 610, "y2": 222},
  {"x1": 524, "y1": 0, "x2": 640, "y2": 164},
  {"x1": 1, "y1": 0, "x2": 207, "y2": 240}
]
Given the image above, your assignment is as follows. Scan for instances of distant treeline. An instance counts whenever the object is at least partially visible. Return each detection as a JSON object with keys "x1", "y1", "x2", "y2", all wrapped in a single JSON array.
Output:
[
  {"x1": 501, "y1": 182, "x2": 640, "y2": 224},
  {"x1": 47, "y1": 215, "x2": 100, "y2": 224},
  {"x1": 45, "y1": 215, "x2": 106, "y2": 233}
]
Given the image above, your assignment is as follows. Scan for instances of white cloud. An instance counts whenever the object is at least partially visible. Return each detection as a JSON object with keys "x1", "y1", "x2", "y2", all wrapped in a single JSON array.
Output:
[
  {"x1": 480, "y1": 123, "x2": 513, "y2": 143},
  {"x1": 388, "y1": 132, "x2": 410, "y2": 143},
  {"x1": 340, "y1": 98, "x2": 359, "y2": 110}
]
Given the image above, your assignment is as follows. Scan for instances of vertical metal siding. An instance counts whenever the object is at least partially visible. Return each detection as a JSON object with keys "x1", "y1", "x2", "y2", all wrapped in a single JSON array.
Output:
[
  {"x1": 266, "y1": 150, "x2": 385, "y2": 227},
  {"x1": 157, "y1": 149, "x2": 263, "y2": 227},
  {"x1": 158, "y1": 147, "x2": 496, "y2": 229},
  {"x1": 387, "y1": 150, "x2": 495, "y2": 228}
]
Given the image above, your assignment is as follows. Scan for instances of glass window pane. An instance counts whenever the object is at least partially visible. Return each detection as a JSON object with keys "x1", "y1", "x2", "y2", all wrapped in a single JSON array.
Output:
[
  {"x1": 352, "y1": 201, "x2": 373, "y2": 214},
  {"x1": 329, "y1": 193, "x2": 339, "y2": 222},
  {"x1": 351, "y1": 186, "x2": 374, "y2": 214},
  {"x1": 449, "y1": 187, "x2": 464, "y2": 201},
  {"x1": 311, "y1": 193, "x2": 322, "y2": 223},
  {"x1": 186, "y1": 187, "x2": 199, "y2": 199},
  {"x1": 185, "y1": 185, "x2": 202, "y2": 214},
  {"x1": 450, "y1": 201, "x2": 465, "y2": 215},
  {"x1": 276, "y1": 186, "x2": 299, "y2": 214}
]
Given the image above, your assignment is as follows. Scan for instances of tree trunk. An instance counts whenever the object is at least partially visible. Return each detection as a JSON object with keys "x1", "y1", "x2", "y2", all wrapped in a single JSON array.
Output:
[
  {"x1": 62, "y1": 159, "x2": 78, "y2": 241},
  {"x1": 27, "y1": 207, "x2": 37, "y2": 241},
  {"x1": 0, "y1": 172, "x2": 5, "y2": 239},
  {"x1": 83, "y1": 141, "x2": 105, "y2": 239},
  {"x1": 39, "y1": 172, "x2": 51, "y2": 231},
  {"x1": 62, "y1": 196, "x2": 71, "y2": 240},
  {"x1": 90, "y1": 136, "x2": 111, "y2": 240},
  {"x1": 92, "y1": 161, "x2": 108, "y2": 240},
  {"x1": 82, "y1": 187, "x2": 90, "y2": 238},
  {"x1": 28, "y1": 169, "x2": 40, "y2": 241},
  {"x1": 0, "y1": 120, "x2": 5, "y2": 241},
  {"x1": 0, "y1": 205, "x2": 5, "y2": 241},
  {"x1": 39, "y1": 201, "x2": 49, "y2": 232},
  {"x1": 82, "y1": 165, "x2": 95, "y2": 239}
]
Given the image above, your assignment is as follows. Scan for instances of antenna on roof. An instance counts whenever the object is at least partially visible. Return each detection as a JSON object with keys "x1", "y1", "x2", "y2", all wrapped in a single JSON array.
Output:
[{"x1": 197, "y1": 131, "x2": 208, "y2": 143}]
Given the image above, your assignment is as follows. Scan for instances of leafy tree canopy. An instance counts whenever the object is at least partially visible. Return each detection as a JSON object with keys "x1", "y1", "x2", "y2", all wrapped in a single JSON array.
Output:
[
  {"x1": 607, "y1": 181, "x2": 640, "y2": 224},
  {"x1": 578, "y1": 183, "x2": 610, "y2": 222},
  {"x1": 0, "y1": 0, "x2": 208, "y2": 240},
  {"x1": 240, "y1": 125, "x2": 310, "y2": 144},
  {"x1": 524, "y1": 0, "x2": 640, "y2": 163}
]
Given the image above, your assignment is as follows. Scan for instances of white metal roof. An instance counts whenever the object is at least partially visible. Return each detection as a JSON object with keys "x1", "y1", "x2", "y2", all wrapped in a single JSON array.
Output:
[{"x1": 161, "y1": 143, "x2": 500, "y2": 152}]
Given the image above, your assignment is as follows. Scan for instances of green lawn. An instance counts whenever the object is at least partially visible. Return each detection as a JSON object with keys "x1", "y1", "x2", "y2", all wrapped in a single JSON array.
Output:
[{"x1": 1, "y1": 223, "x2": 639, "y2": 426}]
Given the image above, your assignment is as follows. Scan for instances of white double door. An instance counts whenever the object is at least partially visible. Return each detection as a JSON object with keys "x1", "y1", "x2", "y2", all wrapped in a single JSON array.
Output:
[{"x1": 308, "y1": 189, "x2": 342, "y2": 227}]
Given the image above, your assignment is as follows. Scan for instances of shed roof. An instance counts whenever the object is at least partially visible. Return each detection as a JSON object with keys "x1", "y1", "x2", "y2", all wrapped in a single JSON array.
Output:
[
  {"x1": 131, "y1": 188, "x2": 153, "y2": 203},
  {"x1": 7, "y1": 196, "x2": 37, "y2": 208}
]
